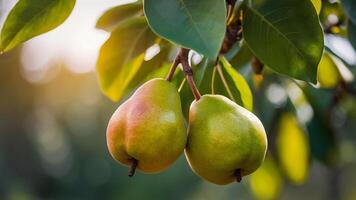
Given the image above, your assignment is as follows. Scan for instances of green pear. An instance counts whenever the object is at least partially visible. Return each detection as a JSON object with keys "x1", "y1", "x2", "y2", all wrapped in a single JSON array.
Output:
[
  {"x1": 107, "y1": 78, "x2": 186, "y2": 175},
  {"x1": 185, "y1": 95, "x2": 267, "y2": 185}
]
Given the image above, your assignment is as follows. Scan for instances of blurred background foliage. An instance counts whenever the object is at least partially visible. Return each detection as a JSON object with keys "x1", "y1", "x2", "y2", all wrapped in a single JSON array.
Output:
[{"x1": 0, "y1": 0, "x2": 356, "y2": 200}]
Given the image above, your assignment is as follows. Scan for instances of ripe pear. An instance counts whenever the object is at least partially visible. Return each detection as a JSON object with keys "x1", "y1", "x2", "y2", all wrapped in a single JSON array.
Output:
[
  {"x1": 185, "y1": 95, "x2": 267, "y2": 185},
  {"x1": 107, "y1": 78, "x2": 186, "y2": 175}
]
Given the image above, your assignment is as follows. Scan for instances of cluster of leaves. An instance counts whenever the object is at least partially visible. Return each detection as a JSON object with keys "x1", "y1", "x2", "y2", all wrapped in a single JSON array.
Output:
[{"x1": 1, "y1": 0, "x2": 356, "y2": 199}]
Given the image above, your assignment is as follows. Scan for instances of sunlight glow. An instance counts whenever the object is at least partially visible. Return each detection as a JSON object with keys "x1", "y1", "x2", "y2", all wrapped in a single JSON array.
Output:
[
  {"x1": 21, "y1": 0, "x2": 129, "y2": 75},
  {"x1": 326, "y1": 35, "x2": 356, "y2": 65},
  {"x1": 266, "y1": 83, "x2": 287, "y2": 106},
  {"x1": 1, "y1": 0, "x2": 134, "y2": 83},
  {"x1": 144, "y1": 44, "x2": 161, "y2": 61},
  {"x1": 286, "y1": 82, "x2": 314, "y2": 124}
]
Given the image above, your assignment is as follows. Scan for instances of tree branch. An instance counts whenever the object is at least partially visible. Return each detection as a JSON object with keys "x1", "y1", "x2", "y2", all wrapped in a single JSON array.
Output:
[{"x1": 220, "y1": 10, "x2": 243, "y2": 54}]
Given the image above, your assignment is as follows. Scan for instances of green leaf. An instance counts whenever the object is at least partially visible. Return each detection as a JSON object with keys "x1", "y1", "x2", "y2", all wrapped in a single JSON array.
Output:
[
  {"x1": 318, "y1": 51, "x2": 354, "y2": 86},
  {"x1": 307, "y1": 114, "x2": 338, "y2": 166},
  {"x1": 0, "y1": 0, "x2": 75, "y2": 52},
  {"x1": 317, "y1": 53, "x2": 341, "y2": 88},
  {"x1": 144, "y1": 0, "x2": 226, "y2": 58},
  {"x1": 341, "y1": 0, "x2": 356, "y2": 23},
  {"x1": 124, "y1": 44, "x2": 171, "y2": 94},
  {"x1": 96, "y1": 18, "x2": 157, "y2": 101},
  {"x1": 145, "y1": 62, "x2": 178, "y2": 82},
  {"x1": 242, "y1": 0, "x2": 324, "y2": 83},
  {"x1": 216, "y1": 57, "x2": 253, "y2": 111},
  {"x1": 96, "y1": 1, "x2": 143, "y2": 32},
  {"x1": 229, "y1": 42, "x2": 253, "y2": 69},
  {"x1": 302, "y1": 85, "x2": 338, "y2": 165},
  {"x1": 194, "y1": 58, "x2": 216, "y2": 88},
  {"x1": 348, "y1": 20, "x2": 356, "y2": 50},
  {"x1": 249, "y1": 156, "x2": 283, "y2": 200}
]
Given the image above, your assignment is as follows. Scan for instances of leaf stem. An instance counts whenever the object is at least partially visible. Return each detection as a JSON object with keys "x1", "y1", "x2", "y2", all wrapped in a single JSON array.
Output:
[
  {"x1": 211, "y1": 67, "x2": 217, "y2": 95},
  {"x1": 216, "y1": 62, "x2": 235, "y2": 101},
  {"x1": 178, "y1": 78, "x2": 186, "y2": 93}
]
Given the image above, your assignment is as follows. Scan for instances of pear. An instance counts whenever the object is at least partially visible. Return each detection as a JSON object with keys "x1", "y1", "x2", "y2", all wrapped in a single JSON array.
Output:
[
  {"x1": 185, "y1": 95, "x2": 267, "y2": 185},
  {"x1": 107, "y1": 78, "x2": 186, "y2": 175}
]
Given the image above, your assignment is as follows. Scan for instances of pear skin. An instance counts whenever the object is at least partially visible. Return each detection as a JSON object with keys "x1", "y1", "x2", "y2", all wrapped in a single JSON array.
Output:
[
  {"x1": 185, "y1": 95, "x2": 267, "y2": 185},
  {"x1": 107, "y1": 78, "x2": 186, "y2": 174}
]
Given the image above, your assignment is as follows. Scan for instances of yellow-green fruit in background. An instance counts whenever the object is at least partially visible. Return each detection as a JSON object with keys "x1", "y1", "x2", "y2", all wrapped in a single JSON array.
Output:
[
  {"x1": 185, "y1": 95, "x2": 267, "y2": 185},
  {"x1": 107, "y1": 78, "x2": 186, "y2": 174}
]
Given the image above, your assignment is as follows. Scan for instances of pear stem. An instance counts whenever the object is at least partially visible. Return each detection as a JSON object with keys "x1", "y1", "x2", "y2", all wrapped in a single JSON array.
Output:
[
  {"x1": 235, "y1": 169, "x2": 242, "y2": 183},
  {"x1": 128, "y1": 159, "x2": 138, "y2": 177},
  {"x1": 166, "y1": 56, "x2": 180, "y2": 81},
  {"x1": 179, "y1": 48, "x2": 201, "y2": 101},
  {"x1": 165, "y1": 48, "x2": 201, "y2": 101}
]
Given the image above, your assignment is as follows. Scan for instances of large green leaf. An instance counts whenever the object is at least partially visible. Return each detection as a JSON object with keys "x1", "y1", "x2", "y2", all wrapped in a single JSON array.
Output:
[
  {"x1": 348, "y1": 20, "x2": 356, "y2": 50},
  {"x1": 242, "y1": 0, "x2": 324, "y2": 83},
  {"x1": 216, "y1": 57, "x2": 253, "y2": 111},
  {"x1": 96, "y1": 1, "x2": 143, "y2": 32},
  {"x1": 0, "y1": 0, "x2": 75, "y2": 52},
  {"x1": 229, "y1": 42, "x2": 253, "y2": 69},
  {"x1": 96, "y1": 18, "x2": 157, "y2": 101},
  {"x1": 144, "y1": 0, "x2": 226, "y2": 58},
  {"x1": 341, "y1": 0, "x2": 356, "y2": 23}
]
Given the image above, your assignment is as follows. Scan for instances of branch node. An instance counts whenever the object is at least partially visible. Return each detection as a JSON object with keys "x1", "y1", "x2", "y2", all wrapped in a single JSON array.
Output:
[
  {"x1": 220, "y1": 10, "x2": 243, "y2": 54},
  {"x1": 184, "y1": 68, "x2": 194, "y2": 76}
]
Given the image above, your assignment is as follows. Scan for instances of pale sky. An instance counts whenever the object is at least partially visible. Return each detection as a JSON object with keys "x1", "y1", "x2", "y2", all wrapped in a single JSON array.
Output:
[{"x1": 1, "y1": 0, "x2": 133, "y2": 83}]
